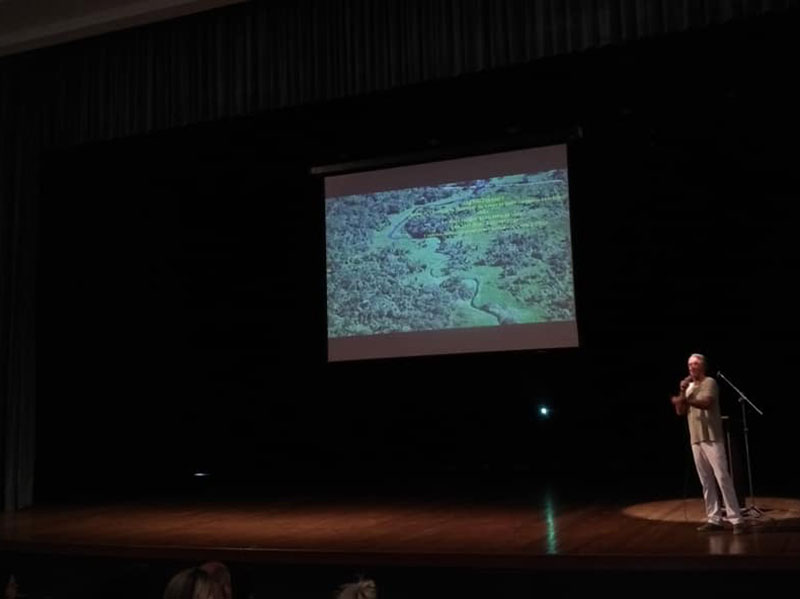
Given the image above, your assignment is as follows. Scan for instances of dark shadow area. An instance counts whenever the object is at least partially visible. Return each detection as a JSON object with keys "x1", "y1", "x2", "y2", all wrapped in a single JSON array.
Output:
[{"x1": 2, "y1": 553, "x2": 800, "y2": 599}]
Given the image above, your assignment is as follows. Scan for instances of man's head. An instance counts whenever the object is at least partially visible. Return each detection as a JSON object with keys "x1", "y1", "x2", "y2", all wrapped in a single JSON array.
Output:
[{"x1": 688, "y1": 353, "x2": 707, "y2": 379}]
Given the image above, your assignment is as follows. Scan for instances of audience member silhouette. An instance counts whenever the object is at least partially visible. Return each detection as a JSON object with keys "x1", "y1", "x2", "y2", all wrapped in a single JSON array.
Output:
[
  {"x1": 335, "y1": 578, "x2": 377, "y2": 599},
  {"x1": 163, "y1": 566, "x2": 224, "y2": 599},
  {"x1": 200, "y1": 561, "x2": 232, "y2": 599}
]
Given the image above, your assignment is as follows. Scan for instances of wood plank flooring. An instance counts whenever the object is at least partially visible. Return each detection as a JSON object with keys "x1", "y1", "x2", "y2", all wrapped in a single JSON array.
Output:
[{"x1": 3, "y1": 495, "x2": 799, "y2": 570}]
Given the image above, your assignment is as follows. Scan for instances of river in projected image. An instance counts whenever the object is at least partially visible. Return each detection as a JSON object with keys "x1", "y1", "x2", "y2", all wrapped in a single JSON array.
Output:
[{"x1": 325, "y1": 170, "x2": 575, "y2": 338}]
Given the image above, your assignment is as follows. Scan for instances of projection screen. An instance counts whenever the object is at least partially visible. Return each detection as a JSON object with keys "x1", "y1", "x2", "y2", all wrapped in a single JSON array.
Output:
[{"x1": 324, "y1": 144, "x2": 578, "y2": 361}]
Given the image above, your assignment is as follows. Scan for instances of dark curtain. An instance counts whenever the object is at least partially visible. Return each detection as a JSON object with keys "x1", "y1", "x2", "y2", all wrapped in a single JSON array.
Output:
[
  {"x1": 0, "y1": 83, "x2": 39, "y2": 511},
  {"x1": 4, "y1": 0, "x2": 798, "y2": 145},
  {"x1": 1, "y1": 0, "x2": 797, "y2": 510}
]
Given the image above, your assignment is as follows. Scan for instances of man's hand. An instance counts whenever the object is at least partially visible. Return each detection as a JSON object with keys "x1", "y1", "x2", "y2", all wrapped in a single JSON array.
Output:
[{"x1": 671, "y1": 394, "x2": 687, "y2": 415}]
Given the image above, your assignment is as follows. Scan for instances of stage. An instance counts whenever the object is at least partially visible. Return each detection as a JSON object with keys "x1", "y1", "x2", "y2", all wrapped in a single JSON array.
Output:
[{"x1": 3, "y1": 489, "x2": 799, "y2": 571}]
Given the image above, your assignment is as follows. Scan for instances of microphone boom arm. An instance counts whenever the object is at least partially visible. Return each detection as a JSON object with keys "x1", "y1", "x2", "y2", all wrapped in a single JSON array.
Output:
[{"x1": 717, "y1": 371, "x2": 763, "y2": 416}]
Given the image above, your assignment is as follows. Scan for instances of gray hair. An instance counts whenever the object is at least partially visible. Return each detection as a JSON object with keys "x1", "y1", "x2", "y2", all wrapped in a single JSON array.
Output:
[{"x1": 689, "y1": 354, "x2": 708, "y2": 372}]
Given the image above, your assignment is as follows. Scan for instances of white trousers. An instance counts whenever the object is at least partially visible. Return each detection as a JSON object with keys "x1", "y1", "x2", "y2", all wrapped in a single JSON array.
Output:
[{"x1": 691, "y1": 441, "x2": 742, "y2": 525}]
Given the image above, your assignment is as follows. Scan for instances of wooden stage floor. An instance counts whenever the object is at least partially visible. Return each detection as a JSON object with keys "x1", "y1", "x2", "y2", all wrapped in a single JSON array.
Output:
[{"x1": 3, "y1": 490, "x2": 800, "y2": 572}]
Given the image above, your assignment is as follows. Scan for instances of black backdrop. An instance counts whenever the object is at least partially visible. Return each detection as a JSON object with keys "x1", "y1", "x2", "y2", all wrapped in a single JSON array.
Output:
[{"x1": 32, "y1": 10, "x2": 800, "y2": 502}]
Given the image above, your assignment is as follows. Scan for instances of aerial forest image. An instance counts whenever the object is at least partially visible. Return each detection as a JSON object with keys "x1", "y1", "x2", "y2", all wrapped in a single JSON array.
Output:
[{"x1": 326, "y1": 169, "x2": 575, "y2": 338}]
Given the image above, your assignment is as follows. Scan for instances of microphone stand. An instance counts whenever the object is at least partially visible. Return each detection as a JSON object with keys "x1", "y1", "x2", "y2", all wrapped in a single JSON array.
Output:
[{"x1": 717, "y1": 370, "x2": 764, "y2": 518}]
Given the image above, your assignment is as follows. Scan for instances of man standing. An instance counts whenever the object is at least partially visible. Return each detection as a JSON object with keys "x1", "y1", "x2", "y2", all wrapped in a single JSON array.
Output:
[{"x1": 671, "y1": 354, "x2": 745, "y2": 534}]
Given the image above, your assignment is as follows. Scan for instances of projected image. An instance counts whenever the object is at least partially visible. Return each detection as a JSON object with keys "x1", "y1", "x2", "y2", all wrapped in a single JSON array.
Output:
[{"x1": 326, "y1": 169, "x2": 574, "y2": 338}]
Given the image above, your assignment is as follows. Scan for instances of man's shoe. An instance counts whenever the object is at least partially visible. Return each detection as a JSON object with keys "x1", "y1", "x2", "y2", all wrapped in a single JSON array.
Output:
[{"x1": 696, "y1": 522, "x2": 725, "y2": 532}]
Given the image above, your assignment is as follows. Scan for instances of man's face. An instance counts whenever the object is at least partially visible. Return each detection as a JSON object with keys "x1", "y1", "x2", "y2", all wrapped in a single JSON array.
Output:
[{"x1": 688, "y1": 356, "x2": 705, "y2": 379}]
